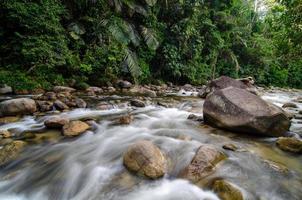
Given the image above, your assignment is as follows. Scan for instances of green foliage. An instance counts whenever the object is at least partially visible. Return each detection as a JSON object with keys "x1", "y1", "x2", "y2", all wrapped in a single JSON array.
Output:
[{"x1": 0, "y1": 0, "x2": 301, "y2": 89}]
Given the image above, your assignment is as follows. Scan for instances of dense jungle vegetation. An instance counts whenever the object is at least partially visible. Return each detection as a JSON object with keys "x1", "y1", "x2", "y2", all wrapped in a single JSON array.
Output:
[{"x1": 0, "y1": 0, "x2": 301, "y2": 90}]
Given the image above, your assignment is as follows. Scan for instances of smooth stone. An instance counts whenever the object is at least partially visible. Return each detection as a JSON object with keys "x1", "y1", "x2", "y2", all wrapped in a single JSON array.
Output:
[
  {"x1": 53, "y1": 86, "x2": 76, "y2": 93},
  {"x1": 0, "y1": 98, "x2": 37, "y2": 117},
  {"x1": 276, "y1": 137, "x2": 302, "y2": 153},
  {"x1": 179, "y1": 145, "x2": 226, "y2": 183},
  {"x1": 44, "y1": 116, "x2": 70, "y2": 128},
  {"x1": 123, "y1": 140, "x2": 166, "y2": 179},
  {"x1": 282, "y1": 102, "x2": 298, "y2": 108},
  {"x1": 212, "y1": 179, "x2": 244, "y2": 200},
  {"x1": 130, "y1": 99, "x2": 146, "y2": 107},
  {"x1": 62, "y1": 121, "x2": 90, "y2": 137}
]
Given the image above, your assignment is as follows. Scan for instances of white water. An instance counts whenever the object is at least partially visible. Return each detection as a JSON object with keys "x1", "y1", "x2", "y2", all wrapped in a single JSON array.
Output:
[{"x1": 0, "y1": 90, "x2": 301, "y2": 200}]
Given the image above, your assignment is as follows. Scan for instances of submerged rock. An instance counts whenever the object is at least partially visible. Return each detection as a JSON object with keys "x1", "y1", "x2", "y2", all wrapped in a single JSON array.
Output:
[
  {"x1": 179, "y1": 145, "x2": 226, "y2": 183},
  {"x1": 130, "y1": 99, "x2": 146, "y2": 107},
  {"x1": 276, "y1": 137, "x2": 302, "y2": 153},
  {"x1": 203, "y1": 87, "x2": 290, "y2": 137},
  {"x1": 117, "y1": 115, "x2": 133, "y2": 125},
  {"x1": 282, "y1": 102, "x2": 298, "y2": 108},
  {"x1": 212, "y1": 179, "x2": 244, "y2": 200},
  {"x1": 0, "y1": 141, "x2": 26, "y2": 166},
  {"x1": 62, "y1": 121, "x2": 90, "y2": 137},
  {"x1": 0, "y1": 116, "x2": 20, "y2": 124},
  {"x1": 0, "y1": 98, "x2": 37, "y2": 117},
  {"x1": 44, "y1": 116, "x2": 70, "y2": 128},
  {"x1": 0, "y1": 130, "x2": 12, "y2": 138},
  {"x1": 222, "y1": 143, "x2": 238, "y2": 151},
  {"x1": 187, "y1": 114, "x2": 203, "y2": 122},
  {"x1": 123, "y1": 140, "x2": 166, "y2": 179}
]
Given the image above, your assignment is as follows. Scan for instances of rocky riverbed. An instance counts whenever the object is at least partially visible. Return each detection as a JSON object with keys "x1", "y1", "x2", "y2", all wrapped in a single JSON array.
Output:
[{"x1": 0, "y1": 78, "x2": 301, "y2": 200}]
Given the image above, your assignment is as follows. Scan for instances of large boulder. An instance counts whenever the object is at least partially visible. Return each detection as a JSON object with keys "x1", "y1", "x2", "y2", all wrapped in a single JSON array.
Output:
[
  {"x1": 117, "y1": 80, "x2": 132, "y2": 89},
  {"x1": 203, "y1": 87, "x2": 290, "y2": 137},
  {"x1": 123, "y1": 140, "x2": 166, "y2": 179},
  {"x1": 0, "y1": 98, "x2": 37, "y2": 117},
  {"x1": 179, "y1": 145, "x2": 226, "y2": 183},
  {"x1": 62, "y1": 120, "x2": 90, "y2": 137}
]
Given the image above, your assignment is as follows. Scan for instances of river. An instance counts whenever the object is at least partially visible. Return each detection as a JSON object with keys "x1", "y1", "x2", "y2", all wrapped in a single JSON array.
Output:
[{"x1": 0, "y1": 89, "x2": 301, "y2": 200}]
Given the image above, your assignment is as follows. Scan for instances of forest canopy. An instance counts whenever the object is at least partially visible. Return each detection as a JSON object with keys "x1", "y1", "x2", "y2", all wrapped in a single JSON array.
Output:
[{"x1": 0, "y1": 0, "x2": 301, "y2": 90}]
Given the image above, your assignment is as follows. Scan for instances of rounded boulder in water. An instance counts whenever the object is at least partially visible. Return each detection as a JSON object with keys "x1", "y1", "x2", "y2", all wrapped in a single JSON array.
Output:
[
  {"x1": 203, "y1": 87, "x2": 291, "y2": 137},
  {"x1": 123, "y1": 140, "x2": 166, "y2": 179}
]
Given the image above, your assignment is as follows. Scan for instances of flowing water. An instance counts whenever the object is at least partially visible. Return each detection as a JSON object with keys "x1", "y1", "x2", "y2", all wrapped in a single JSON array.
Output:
[{"x1": 0, "y1": 90, "x2": 301, "y2": 200}]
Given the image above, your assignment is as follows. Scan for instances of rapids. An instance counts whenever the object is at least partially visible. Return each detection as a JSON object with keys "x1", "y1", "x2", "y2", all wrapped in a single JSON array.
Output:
[{"x1": 0, "y1": 89, "x2": 301, "y2": 200}]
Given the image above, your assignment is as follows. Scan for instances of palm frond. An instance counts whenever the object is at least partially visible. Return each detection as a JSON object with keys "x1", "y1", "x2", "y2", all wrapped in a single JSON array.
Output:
[
  {"x1": 145, "y1": 0, "x2": 157, "y2": 6},
  {"x1": 124, "y1": 49, "x2": 141, "y2": 82},
  {"x1": 141, "y1": 26, "x2": 159, "y2": 50}
]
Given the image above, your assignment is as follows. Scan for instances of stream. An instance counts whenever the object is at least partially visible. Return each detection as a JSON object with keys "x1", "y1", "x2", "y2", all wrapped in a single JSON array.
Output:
[{"x1": 0, "y1": 89, "x2": 301, "y2": 200}]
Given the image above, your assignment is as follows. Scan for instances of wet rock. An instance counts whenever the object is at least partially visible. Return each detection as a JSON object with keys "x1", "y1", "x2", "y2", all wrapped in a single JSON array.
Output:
[
  {"x1": 117, "y1": 80, "x2": 132, "y2": 89},
  {"x1": 187, "y1": 114, "x2": 203, "y2": 122},
  {"x1": 62, "y1": 120, "x2": 90, "y2": 137},
  {"x1": 198, "y1": 86, "x2": 210, "y2": 98},
  {"x1": 0, "y1": 130, "x2": 12, "y2": 138},
  {"x1": 0, "y1": 116, "x2": 20, "y2": 124},
  {"x1": 45, "y1": 92, "x2": 57, "y2": 100},
  {"x1": 130, "y1": 86, "x2": 157, "y2": 97},
  {"x1": 299, "y1": 110, "x2": 302, "y2": 115},
  {"x1": 212, "y1": 179, "x2": 244, "y2": 200},
  {"x1": 0, "y1": 98, "x2": 37, "y2": 117},
  {"x1": 179, "y1": 145, "x2": 226, "y2": 183},
  {"x1": 130, "y1": 99, "x2": 145, "y2": 107},
  {"x1": 118, "y1": 115, "x2": 133, "y2": 125},
  {"x1": 107, "y1": 86, "x2": 116, "y2": 93},
  {"x1": 294, "y1": 114, "x2": 302, "y2": 120},
  {"x1": 203, "y1": 87, "x2": 290, "y2": 137},
  {"x1": 75, "y1": 98, "x2": 87, "y2": 108},
  {"x1": 44, "y1": 116, "x2": 70, "y2": 128},
  {"x1": 0, "y1": 84, "x2": 12, "y2": 94},
  {"x1": 54, "y1": 100, "x2": 69, "y2": 111},
  {"x1": 142, "y1": 88, "x2": 157, "y2": 98},
  {"x1": 36, "y1": 100, "x2": 53, "y2": 112},
  {"x1": 123, "y1": 140, "x2": 166, "y2": 179},
  {"x1": 53, "y1": 86, "x2": 76, "y2": 93},
  {"x1": 183, "y1": 84, "x2": 193, "y2": 91},
  {"x1": 222, "y1": 144, "x2": 238, "y2": 151},
  {"x1": 0, "y1": 141, "x2": 26, "y2": 166},
  {"x1": 276, "y1": 137, "x2": 302, "y2": 153},
  {"x1": 86, "y1": 87, "x2": 103, "y2": 95},
  {"x1": 282, "y1": 102, "x2": 298, "y2": 108},
  {"x1": 31, "y1": 88, "x2": 45, "y2": 95},
  {"x1": 14, "y1": 89, "x2": 30, "y2": 95},
  {"x1": 97, "y1": 102, "x2": 115, "y2": 110},
  {"x1": 263, "y1": 160, "x2": 289, "y2": 173}
]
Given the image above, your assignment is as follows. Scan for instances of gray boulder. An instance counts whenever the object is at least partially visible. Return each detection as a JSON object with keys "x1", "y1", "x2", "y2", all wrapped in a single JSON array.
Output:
[
  {"x1": 203, "y1": 87, "x2": 290, "y2": 137},
  {"x1": 0, "y1": 98, "x2": 37, "y2": 116}
]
